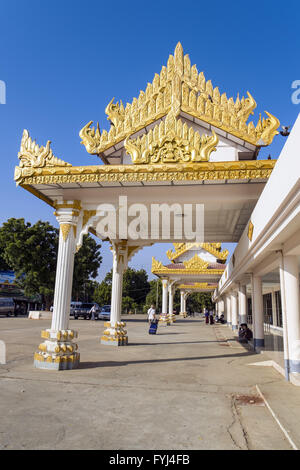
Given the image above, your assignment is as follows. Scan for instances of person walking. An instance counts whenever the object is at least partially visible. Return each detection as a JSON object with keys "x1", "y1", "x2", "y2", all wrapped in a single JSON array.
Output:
[
  {"x1": 89, "y1": 304, "x2": 98, "y2": 321},
  {"x1": 147, "y1": 304, "x2": 156, "y2": 324},
  {"x1": 204, "y1": 308, "x2": 209, "y2": 324}
]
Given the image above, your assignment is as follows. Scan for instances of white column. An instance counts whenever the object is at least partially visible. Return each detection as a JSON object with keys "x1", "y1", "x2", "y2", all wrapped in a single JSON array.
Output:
[
  {"x1": 168, "y1": 283, "x2": 176, "y2": 323},
  {"x1": 226, "y1": 295, "x2": 231, "y2": 326},
  {"x1": 238, "y1": 284, "x2": 247, "y2": 325},
  {"x1": 159, "y1": 278, "x2": 169, "y2": 325},
  {"x1": 101, "y1": 242, "x2": 128, "y2": 346},
  {"x1": 252, "y1": 275, "x2": 264, "y2": 350},
  {"x1": 231, "y1": 292, "x2": 238, "y2": 331},
  {"x1": 179, "y1": 290, "x2": 187, "y2": 317},
  {"x1": 223, "y1": 296, "x2": 227, "y2": 322},
  {"x1": 34, "y1": 203, "x2": 81, "y2": 370},
  {"x1": 162, "y1": 279, "x2": 168, "y2": 315},
  {"x1": 183, "y1": 293, "x2": 188, "y2": 314},
  {"x1": 280, "y1": 255, "x2": 300, "y2": 378}
]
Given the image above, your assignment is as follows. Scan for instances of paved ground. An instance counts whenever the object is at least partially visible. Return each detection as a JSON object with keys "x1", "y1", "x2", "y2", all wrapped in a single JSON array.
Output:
[{"x1": 0, "y1": 314, "x2": 299, "y2": 450}]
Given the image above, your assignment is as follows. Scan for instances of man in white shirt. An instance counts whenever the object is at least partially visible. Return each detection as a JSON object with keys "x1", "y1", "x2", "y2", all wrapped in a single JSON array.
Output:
[
  {"x1": 147, "y1": 304, "x2": 156, "y2": 324},
  {"x1": 89, "y1": 304, "x2": 98, "y2": 321}
]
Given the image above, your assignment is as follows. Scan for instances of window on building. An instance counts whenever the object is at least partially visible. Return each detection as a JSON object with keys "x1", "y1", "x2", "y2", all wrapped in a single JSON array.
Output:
[{"x1": 263, "y1": 293, "x2": 273, "y2": 324}]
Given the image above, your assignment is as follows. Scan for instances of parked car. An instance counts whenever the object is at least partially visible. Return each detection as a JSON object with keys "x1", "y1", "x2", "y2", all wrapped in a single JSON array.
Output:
[
  {"x1": 73, "y1": 303, "x2": 100, "y2": 320},
  {"x1": 0, "y1": 297, "x2": 15, "y2": 316},
  {"x1": 98, "y1": 305, "x2": 111, "y2": 320},
  {"x1": 70, "y1": 301, "x2": 82, "y2": 317}
]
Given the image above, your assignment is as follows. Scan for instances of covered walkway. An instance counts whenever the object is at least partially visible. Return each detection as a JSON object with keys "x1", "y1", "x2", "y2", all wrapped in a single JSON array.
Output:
[{"x1": 0, "y1": 315, "x2": 299, "y2": 450}]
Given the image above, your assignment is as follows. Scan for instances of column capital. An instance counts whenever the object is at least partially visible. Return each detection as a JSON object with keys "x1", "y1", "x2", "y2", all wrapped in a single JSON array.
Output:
[{"x1": 111, "y1": 240, "x2": 128, "y2": 271}]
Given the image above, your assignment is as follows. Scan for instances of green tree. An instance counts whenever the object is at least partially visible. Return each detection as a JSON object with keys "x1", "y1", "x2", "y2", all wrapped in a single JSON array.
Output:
[
  {"x1": 187, "y1": 292, "x2": 213, "y2": 312},
  {"x1": 0, "y1": 218, "x2": 58, "y2": 308},
  {"x1": 72, "y1": 234, "x2": 102, "y2": 301},
  {"x1": 145, "y1": 279, "x2": 162, "y2": 312},
  {"x1": 0, "y1": 218, "x2": 102, "y2": 308},
  {"x1": 93, "y1": 271, "x2": 112, "y2": 306},
  {"x1": 94, "y1": 267, "x2": 150, "y2": 312},
  {"x1": 122, "y1": 268, "x2": 150, "y2": 308}
]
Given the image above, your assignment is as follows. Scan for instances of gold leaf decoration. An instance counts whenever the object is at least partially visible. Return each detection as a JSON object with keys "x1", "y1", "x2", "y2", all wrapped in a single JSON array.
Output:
[
  {"x1": 60, "y1": 224, "x2": 71, "y2": 242},
  {"x1": 124, "y1": 111, "x2": 218, "y2": 164},
  {"x1": 183, "y1": 254, "x2": 210, "y2": 270},
  {"x1": 18, "y1": 130, "x2": 72, "y2": 169},
  {"x1": 166, "y1": 242, "x2": 228, "y2": 261},
  {"x1": 80, "y1": 42, "x2": 280, "y2": 156}
]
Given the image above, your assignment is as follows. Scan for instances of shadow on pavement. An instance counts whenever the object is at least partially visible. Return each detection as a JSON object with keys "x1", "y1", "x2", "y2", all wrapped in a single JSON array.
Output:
[
  {"x1": 129, "y1": 340, "x2": 222, "y2": 346},
  {"x1": 79, "y1": 350, "x2": 256, "y2": 369}
]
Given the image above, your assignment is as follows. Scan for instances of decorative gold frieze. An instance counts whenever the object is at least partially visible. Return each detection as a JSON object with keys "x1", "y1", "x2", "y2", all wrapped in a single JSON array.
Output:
[
  {"x1": 124, "y1": 111, "x2": 218, "y2": 164},
  {"x1": 15, "y1": 159, "x2": 276, "y2": 188},
  {"x1": 178, "y1": 282, "x2": 217, "y2": 290},
  {"x1": 18, "y1": 130, "x2": 72, "y2": 168},
  {"x1": 151, "y1": 256, "x2": 224, "y2": 275},
  {"x1": 80, "y1": 42, "x2": 280, "y2": 156}
]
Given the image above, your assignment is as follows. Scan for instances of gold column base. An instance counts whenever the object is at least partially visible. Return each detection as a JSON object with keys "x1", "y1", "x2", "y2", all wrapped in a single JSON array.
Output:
[
  {"x1": 168, "y1": 313, "x2": 176, "y2": 323},
  {"x1": 101, "y1": 321, "x2": 128, "y2": 346},
  {"x1": 159, "y1": 314, "x2": 170, "y2": 326},
  {"x1": 179, "y1": 312, "x2": 188, "y2": 318},
  {"x1": 34, "y1": 329, "x2": 79, "y2": 370}
]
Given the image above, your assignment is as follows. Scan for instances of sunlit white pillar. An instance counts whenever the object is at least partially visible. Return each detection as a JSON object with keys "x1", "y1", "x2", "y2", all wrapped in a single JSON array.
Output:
[
  {"x1": 223, "y1": 295, "x2": 227, "y2": 322},
  {"x1": 34, "y1": 202, "x2": 81, "y2": 370},
  {"x1": 159, "y1": 279, "x2": 169, "y2": 326},
  {"x1": 101, "y1": 242, "x2": 128, "y2": 346},
  {"x1": 179, "y1": 290, "x2": 187, "y2": 317},
  {"x1": 226, "y1": 295, "x2": 231, "y2": 326},
  {"x1": 168, "y1": 283, "x2": 176, "y2": 323},
  {"x1": 238, "y1": 284, "x2": 247, "y2": 325},
  {"x1": 280, "y1": 255, "x2": 300, "y2": 379},
  {"x1": 252, "y1": 275, "x2": 264, "y2": 350},
  {"x1": 231, "y1": 292, "x2": 238, "y2": 331}
]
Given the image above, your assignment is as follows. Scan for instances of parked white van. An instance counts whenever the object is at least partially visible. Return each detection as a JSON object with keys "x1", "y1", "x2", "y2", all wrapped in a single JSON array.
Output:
[{"x1": 0, "y1": 297, "x2": 15, "y2": 316}]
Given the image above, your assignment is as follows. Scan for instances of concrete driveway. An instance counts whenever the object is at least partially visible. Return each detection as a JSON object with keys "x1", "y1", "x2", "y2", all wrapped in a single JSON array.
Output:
[{"x1": 0, "y1": 314, "x2": 297, "y2": 450}]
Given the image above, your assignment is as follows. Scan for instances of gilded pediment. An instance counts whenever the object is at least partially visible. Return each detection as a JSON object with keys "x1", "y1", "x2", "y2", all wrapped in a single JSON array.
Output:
[
  {"x1": 80, "y1": 42, "x2": 280, "y2": 157},
  {"x1": 124, "y1": 111, "x2": 218, "y2": 164},
  {"x1": 166, "y1": 242, "x2": 228, "y2": 262}
]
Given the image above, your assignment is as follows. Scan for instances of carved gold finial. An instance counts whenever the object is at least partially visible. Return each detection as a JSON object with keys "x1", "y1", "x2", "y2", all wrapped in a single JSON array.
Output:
[{"x1": 18, "y1": 130, "x2": 72, "y2": 169}]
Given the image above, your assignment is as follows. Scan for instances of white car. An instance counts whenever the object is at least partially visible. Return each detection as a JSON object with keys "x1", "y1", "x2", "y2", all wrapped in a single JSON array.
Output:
[{"x1": 98, "y1": 305, "x2": 111, "y2": 320}]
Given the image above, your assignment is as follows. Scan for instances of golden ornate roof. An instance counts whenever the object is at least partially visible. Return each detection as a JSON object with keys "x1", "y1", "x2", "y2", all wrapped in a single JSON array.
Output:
[
  {"x1": 166, "y1": 242, "x2": 228, "y2": 262},
  {"x1": 151, "y1": 256, "x2": 225, "y2": 276},
  {"x1": 80, "y1": 42, "x2": 280, "y2": 157}
]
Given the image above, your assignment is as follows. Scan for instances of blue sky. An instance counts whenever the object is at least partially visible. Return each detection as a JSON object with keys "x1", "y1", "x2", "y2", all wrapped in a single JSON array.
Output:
[{"x1": 0, "y1": 0, "x2": 299, "y2": 281}]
